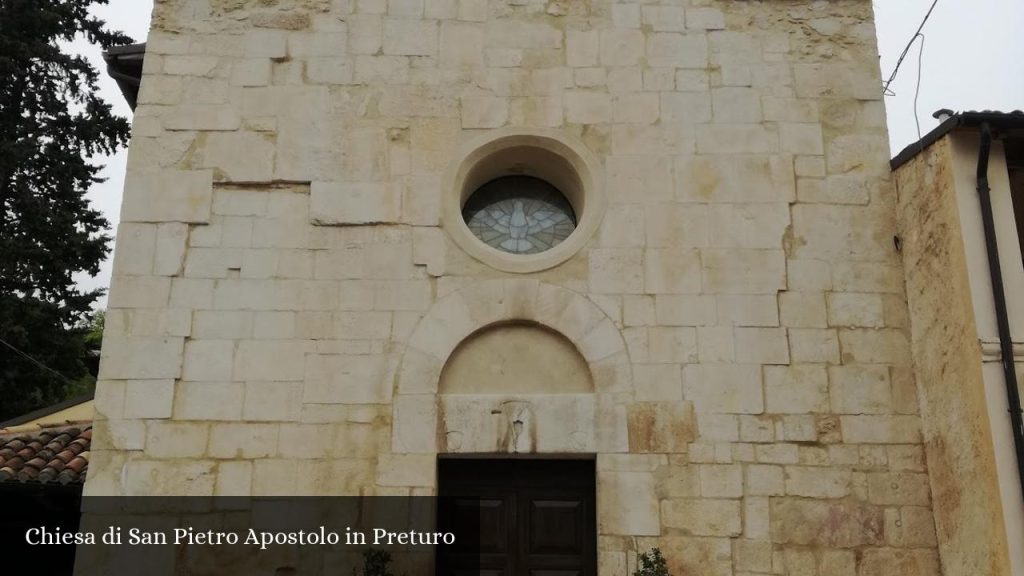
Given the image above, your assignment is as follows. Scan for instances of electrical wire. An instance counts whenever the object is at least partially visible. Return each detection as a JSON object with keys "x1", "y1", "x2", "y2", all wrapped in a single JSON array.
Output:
[
  {"x1": 882, "y1": 0, "x2": 940, "y2": 96},
  {"x1": 913, "y1": 33, "x2": 926, "y2": 144},
  {"x1": 0, "y1": 335, "x2": 77, "y2": 385}
]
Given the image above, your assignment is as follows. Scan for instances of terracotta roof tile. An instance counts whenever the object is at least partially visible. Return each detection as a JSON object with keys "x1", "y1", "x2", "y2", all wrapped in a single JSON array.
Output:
[{"x1": 0, "y1": 424, "x2": 91, "y2": 485}]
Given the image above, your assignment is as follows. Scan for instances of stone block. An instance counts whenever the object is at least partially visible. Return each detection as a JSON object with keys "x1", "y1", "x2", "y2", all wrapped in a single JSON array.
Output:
[
  {"x1": 598, "y1": 470, "x2": 659, "y2": 535},
  {"x1": 181, "y1": 340, "x2": 235, "y2": 381},
  {"x1": 841, "y1": 415, "x2": 921, "y2": 444},
  {"x1": 485, "y1": 20, "x2": 561, "y2": 49},
  {"x1": 659, "y1": 92, "x2": 711, "y2": 123},
  {"x1": 566, "y1": 29, "x2": 598, "y2": 67},
  {"x1": 764, "y1": 365, "x2": 828, "y2": 414},
  {"x1": 661, "y1": 499, "x2": 742, "y2": 536},
  {"x1": 377, "y1": 454, "x2": 435, "y2": 487},
  {"x1": 829, "y1": 365, "x2": 892, "y2": 414},
  {"x1": 646, "y1": 33, "x2": 707, "y2": 68},
  {"x1": 123, "y1": 380, "x2": 175, "y2": 419},
  {"x1": 734, "y1": 327, "x2": 789, "y2": 365},
  {"x1": 650, "y1": 536, "x2": 732, "y2": 576},
  {"x1": 716, "y1": 295, "x2": 778, "y2": 327},
  {"x1": 565, "y1": 91, "x2": 611, "y2": 124},
  {"x1": 885, "y1": 506, "x2": 938, "y2": 547},
  {"x1": 779, "y1": 291, "x2": 827, "y2": 327},
  {"x1": 793, "y1": 62, "x2": 881, "y2": 101},
  {"x1": 687, "y1": 7, "x2": 725, "y2": 30},
  {"x1": 612, "y1": 93, "x2": 659, "y2": 124},
  {"x1": 372, "y1": 280, "x2": 432, "y2": 311},
  {"x1": 698, "y1": 464, "x2": 742, "y2": 498},
  {"x1": 642, "y1": 6, "x2": 686, "y2": 31},
  {"x1": 154, "y1": 223, "x2": 188, "y2": 275},
  {"x1": 310, "y1": 181, "x2": 402, "y2": 224},
  {"x1": 701, "y1": 249, "x2": 786, "y2": 294},
  {"x1": 711, "y1": 87, "x2": 761, "y2": 123},
  {"x1": 771, "y1": 498, "x2": 884, "y2": 547},
  {"x1": 252, "y1": 459, "x2": 298, "y2": 495},
  {"x1": 208, "y1": 423, "x2": 279, "y2": 461},
  {"x1": 598, "y1": 204, "x2": 645, "y2": 248},
  {"x1": 867, "y1": 472, "x2": 931, "y2": 506},
  {"x1": 589, "y1": 249, "x2": 644, "y2": 294},
  {"x1": 230, "y1": 59, "x2": 271, "y2": 87},
  {"x1": 198, "y1": 132, "x2": 275, "y2": 182},
  {"x1": 235, "y1": 340, "x2": 309, "y2": 381},
  {"x1": 382, "y1": 19, "x2": 437, "y2": 56},
  {"x1": 734, "y1": 539, "x2": 772, "y2": 573},
  {"x1": 645, "y1": 248, "x2": 702, "y2": 294},
  {"x1": 121, "y1": 170, "x2": 214, "y2": 223},
  {"x1": 99, "y1": 335, "x2": 183, "y2": 380},
  {"x1": 276, "y1": 424, "x2": 333, "y2": 459},
  {"x1": 392, "y1": 395, "x2": 438, "y2": 453},
  {"x1": 683, "y1": 364, "x2": 763, "y2": 414},
  {"x1": 599, "y1": 29, "x2": 644, "y2": 66},
  {"x1": 243, "y1": 381, "x2": 302, "y2": 421},
  {"x1": 175, "y1": 381, "x2": 244, "y2": 421},
  {"x1": 697, "y1": 327, "x2": 734, "y2": 363},
  {"x1": 633, "y1": 364, "x2": 683, "y2": 401},
  {"x1": 215, "y1": 461, "x2": 252, "y2": 496},
  {"x1": 785, "y1": 466, "x2": 851, "y2": 498},
  {"x1": 694, "y1": 125, "x2": 778, "y2": 154},
  {"x1": 838, "y1": 329, "x2": 911, "y2": 365},
  {"x1": 859, "y1": 549, "x2": 941, "y2": 576},
  {"x1": 124, "y1": 460, "x2": 216, "y2": 496},
  {"x1": 779, "y1": 123, "x2": 824, "y2": 155},
  {"x1": 656, "y1": 295, "x2": 716, "y2": 327},
  {"x1": 113, "y1": 223, "x2": 156, "y2": 275},
  {"x1": 460, "y1": 96, "x2": 509, "y2": 128},
  {"x1": 791, "y1": 204, "x2": 894, "y2": 261},
  {"x1": 788, "y1": 328, "x2": 840, "y2": 363},
  {"x1": 645, "y1": 204, "x2": 707, "y2": 247},
  {"x1": 745, "y1": 464, "x2": 784, "y2": 496},
  {"x1": 304, "y1": 354, "x2": 392, "y2": 404},
  {"x1": 626, "y1": 402, "x2": 695, "y2": 453},
  {"x1": 145, "y1": 421, "x2": 209, "y2": 458},
  {"x1": 438, "y1": 21, "x2": 482, "y2": 68},
  {"x1": 828, "y1": 292, "x2": 885, "y2": 328}
]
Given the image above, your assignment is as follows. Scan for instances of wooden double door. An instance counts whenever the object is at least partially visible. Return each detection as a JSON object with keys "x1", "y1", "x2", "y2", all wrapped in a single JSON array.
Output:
[{"x1": 436, "y1": 458, "x2": 597, "y2": 576}]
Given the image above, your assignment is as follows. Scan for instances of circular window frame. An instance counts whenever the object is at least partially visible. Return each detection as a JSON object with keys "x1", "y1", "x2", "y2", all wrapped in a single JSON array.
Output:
[{"x1": 442, "y1": 128, "x2": 606, "y2": 273}]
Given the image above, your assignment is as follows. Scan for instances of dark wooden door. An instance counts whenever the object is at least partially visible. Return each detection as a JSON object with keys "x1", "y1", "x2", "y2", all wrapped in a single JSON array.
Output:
[{"x1": 437, "y1": 459, "x2": 596, "y2": 576}]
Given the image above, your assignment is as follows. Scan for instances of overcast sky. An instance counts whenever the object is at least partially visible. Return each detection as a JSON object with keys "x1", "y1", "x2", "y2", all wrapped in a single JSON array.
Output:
[{"x1": 72, "y1": 0, "x2": 1024, "y2": 304}]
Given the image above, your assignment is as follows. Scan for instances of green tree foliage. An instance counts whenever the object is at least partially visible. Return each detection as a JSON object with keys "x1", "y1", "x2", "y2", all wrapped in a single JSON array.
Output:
[{"x1": 0, "y1": 0, "x2": 131, "y2": 421}]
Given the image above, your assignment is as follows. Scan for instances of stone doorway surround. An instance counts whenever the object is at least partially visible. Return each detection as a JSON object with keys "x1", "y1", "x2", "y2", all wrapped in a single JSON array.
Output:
[{"x1": 391, "y1": 278, "x2": 697, "y2": 563}]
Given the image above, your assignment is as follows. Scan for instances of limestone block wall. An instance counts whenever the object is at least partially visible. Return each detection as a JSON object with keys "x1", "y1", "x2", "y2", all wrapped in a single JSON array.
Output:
[{"x1": 87, "y1": 0, "x2": 944, "y2": 574}]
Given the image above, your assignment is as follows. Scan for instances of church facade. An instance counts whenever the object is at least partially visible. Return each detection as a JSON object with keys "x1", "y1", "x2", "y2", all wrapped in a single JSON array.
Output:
[{"x1": 86, "y1": 0, "x2": 1016, "y2": 574}]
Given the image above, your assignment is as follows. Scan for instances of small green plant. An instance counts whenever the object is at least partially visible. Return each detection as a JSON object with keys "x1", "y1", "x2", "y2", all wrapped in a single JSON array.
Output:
[
  {"x1": 352, "y1": 548, "x2": 394, "y2": 576},
  {"x1": 634, "y1": 547, "x2": 670, "y2": 576}
]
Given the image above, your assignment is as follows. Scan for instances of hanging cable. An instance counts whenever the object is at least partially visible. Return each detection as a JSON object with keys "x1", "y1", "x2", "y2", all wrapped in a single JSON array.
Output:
[
  {"x1": 0, "y1": 336, "x2": 77, "y2": 385},
  {"x1": 913, "y1": 34, "x2": 926, "y2": 145},
  {"x1": 882, "y1": 0, "x2": 940, "y2": 96}
]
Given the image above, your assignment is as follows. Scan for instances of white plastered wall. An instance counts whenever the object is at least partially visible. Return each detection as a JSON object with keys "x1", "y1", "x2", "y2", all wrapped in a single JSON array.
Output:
[{"x1": 950, "y1": 132, "x2": 1024, "y2": 575}]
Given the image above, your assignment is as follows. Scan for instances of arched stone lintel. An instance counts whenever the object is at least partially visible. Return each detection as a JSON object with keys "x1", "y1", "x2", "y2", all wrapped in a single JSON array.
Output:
[
  {"x1": 391, "y1": 280, "x2": 635, "y2": 455},
  {"x1": 398, "y1": 279, "x2": 631, "y2": 396}
]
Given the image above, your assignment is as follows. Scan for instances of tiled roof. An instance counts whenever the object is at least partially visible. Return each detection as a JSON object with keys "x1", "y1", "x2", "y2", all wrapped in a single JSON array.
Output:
[
  {"x1": 892, "y1": 109, "x2": 1024, "y2": 169},
  {"x1": 0, "y1": 424, "x2": 91, "y2": 485}
]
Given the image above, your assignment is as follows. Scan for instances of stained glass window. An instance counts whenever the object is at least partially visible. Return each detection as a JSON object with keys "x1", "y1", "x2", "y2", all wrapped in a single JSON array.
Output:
[{"x1": 462, "y1": 176, "x2": 577, "y2": 255}]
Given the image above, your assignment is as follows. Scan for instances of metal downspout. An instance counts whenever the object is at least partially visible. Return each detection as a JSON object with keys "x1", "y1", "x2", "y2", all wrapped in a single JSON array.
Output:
[{"x1": 976, "y1": 122, "x2": 1024, "y2": 502}]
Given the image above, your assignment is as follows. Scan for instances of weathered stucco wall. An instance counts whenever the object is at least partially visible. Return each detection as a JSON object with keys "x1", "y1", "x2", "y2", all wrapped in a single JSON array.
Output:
[
  {"x1": 894, "y1": 137, "x2": 1012, "y2": 575},
  {"x1": 88, "y1": 0, "x2": 944, "y2": 573}
]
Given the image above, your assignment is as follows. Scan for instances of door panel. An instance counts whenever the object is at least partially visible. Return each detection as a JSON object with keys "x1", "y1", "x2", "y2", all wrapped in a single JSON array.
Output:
[
  {"x1": 437, "y1": 459, "x2": 596, "y2": 576},
  {"x1": 528, "y1": 500, "x2": 582, "y2": 555}
]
